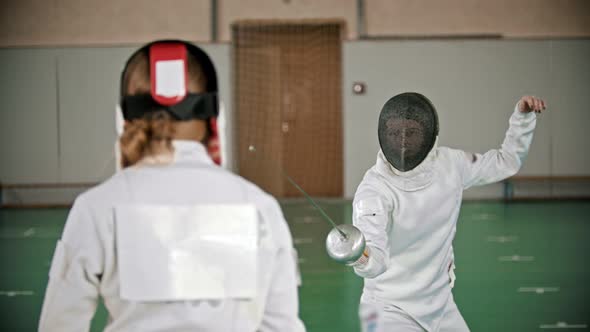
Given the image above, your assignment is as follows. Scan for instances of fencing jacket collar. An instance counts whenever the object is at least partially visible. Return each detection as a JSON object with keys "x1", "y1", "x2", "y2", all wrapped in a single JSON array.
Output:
[
  {"x1": 135, "y1": 140, "x2": 214, "y2": 167},
  {"x1": 172, "y1": 140, "x2": 215, "y2": 166}
]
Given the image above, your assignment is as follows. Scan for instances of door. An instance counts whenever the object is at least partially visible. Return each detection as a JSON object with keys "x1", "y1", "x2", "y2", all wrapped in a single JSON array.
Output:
[{"x1": 233, "y1": 20, "x2": 344, "y2": 197}]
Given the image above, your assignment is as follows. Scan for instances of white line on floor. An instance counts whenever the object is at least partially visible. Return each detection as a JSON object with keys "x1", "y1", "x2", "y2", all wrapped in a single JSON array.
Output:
[
  {"x1": 518, "y1": 287, "x2": 559, "y2": 294},
  {"x1": 294, "y1": 238, "x2": 314, "y2": 245},
  {"x1": 0, "y1": 234, "x2": 59, "y2": 239},
  {"x1": 294, "y1": 216, "x2": 321, "y2": 224},
  {"x1": 23, "y1": 228, "x2": 36, "y2": 237},
  {"x1": 498, "y1": 255, "x2": 535, "y2": 262},
  {"x1": 473, "y1": 213, "x2": 499, "y2": 221},
  {"x1": 0, "y1": 229, "x2": 60, "y2": 239},
  {"x1": 0, "y1": 290, "x2": 34, "y2": 297},
  {"x1": 539, "y1": 322, "x2": 588, "y2": 329},
  {"x1": 487, "y1": 235, "x2": 518, "y2": 243}
]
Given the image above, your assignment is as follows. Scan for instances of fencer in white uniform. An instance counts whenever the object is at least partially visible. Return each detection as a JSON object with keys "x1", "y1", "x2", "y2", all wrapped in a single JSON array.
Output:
[
  {"x1": 39, "y1": 40, "x2": 305, "y2": 332},
  {"x1": 350, "y1": 93, "x2": 546, "y2": 332}
]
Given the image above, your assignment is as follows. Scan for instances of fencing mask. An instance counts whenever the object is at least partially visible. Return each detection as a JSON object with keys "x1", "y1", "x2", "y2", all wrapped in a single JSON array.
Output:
[{"x1": 377, "y1": 92, "x2": 439, "y2": 172}]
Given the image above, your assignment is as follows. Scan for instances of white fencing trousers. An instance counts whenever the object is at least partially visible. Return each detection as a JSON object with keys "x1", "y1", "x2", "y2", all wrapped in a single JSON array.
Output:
[{"x1": 359, "y1": 294, "x2": 469, "y2": 332}]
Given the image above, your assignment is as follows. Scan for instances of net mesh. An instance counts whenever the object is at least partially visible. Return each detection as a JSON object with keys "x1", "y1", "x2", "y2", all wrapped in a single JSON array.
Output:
[{"x1": 232, "y1": 20, "x2": 344, "y2": 198}]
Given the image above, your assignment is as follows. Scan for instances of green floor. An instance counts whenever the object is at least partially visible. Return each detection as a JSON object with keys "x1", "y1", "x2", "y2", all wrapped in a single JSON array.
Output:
[{"x1": 0, "y1": 201, "x2": 589, "y2": 331}]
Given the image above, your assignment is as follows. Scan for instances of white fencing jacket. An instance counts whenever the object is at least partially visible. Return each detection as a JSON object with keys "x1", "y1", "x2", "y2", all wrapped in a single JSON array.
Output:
[
  {"x1": 39, "y1": 140, "x2": 305, "y2": 332},
  {"x1": 353, "y1": 107, "x2": 536, "y2": 331}
]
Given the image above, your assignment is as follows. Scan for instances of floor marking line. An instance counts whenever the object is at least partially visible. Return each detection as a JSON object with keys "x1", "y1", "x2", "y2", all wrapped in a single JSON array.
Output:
[
  {"x1": 498, "y1": 255, "x2": 535, "y2": 262},
  {"x1": 487, "y1": 235, "x2": 519, "y2": 243},
  {"x1": 539, "y1": 321, "x2": 588, "y2": 329},
  {"x1": 23, "y1": 228, "x2": 36, "y2": 237},
  {"x1": 0, "y1": 234, "x2": 60, "y2": 239},
  {"x1": 473, "y1": 213, "x2": 499, "y2": 221},
  {"x1": 0, "y1": 290, "x2": 35, "y2": 297},
  {"x1": 518, "y1": 287, "x2": 560, "y2": 294},
  {"x1": 294, "y1": 216, "x2": 321, "y2": 224}
]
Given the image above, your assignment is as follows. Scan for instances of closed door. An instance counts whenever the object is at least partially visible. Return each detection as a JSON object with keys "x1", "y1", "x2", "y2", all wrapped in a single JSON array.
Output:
[{"x1": 233, "y1": 20, "x2": 343, "y2": 197}]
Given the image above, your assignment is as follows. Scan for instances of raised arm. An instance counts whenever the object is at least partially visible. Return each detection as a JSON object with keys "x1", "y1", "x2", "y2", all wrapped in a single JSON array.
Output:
[{"x1": 457, "y1": 96, "x2": 546, "y2": 189}]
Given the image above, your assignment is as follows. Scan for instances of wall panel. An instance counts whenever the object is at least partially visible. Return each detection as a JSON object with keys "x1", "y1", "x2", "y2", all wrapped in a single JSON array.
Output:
[
  {"x1": 57, "y1": 47, "x2": 134, "y2": 182},
  {"x1": 0, "y1": 0, "x2": 210, "y2": 46},
  {"x1": 343, "y1": 39, "x2": 588, "y2": 197},
  {"x1": 549, "y1": 40, "x2": 590, "y2": 175},
  {"x1": 0, "y1": 49, "x2": 59, "y2": 183}
]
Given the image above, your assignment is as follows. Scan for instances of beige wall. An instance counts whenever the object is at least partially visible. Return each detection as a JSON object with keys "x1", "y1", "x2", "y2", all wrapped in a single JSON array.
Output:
[
  {"x1": 218, "y1": 0, "x2": 357, "y2": 40},
  {"x1": 0, "y1": 0, "x2": 210, "y2": 46},
  {"x1": 367, "y1": 0, "x2": 590, "y2": 38},
  {"x1": 2, "y1": 0, "x2": 589, "y2": 46}
]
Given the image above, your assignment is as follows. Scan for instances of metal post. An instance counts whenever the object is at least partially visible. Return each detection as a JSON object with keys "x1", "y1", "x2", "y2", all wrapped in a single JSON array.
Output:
[
  {"x1": 211, "y1": 0, "x2": 218, "y2": 42},
  {"x1": 357, "y1": 0, "x2": 366, "y2": 38}
]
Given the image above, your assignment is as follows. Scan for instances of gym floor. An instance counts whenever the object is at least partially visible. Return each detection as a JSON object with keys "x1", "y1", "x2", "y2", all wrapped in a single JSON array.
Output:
[{"x1": 0, "y1": 201, "x2": 588, "y2": 331}]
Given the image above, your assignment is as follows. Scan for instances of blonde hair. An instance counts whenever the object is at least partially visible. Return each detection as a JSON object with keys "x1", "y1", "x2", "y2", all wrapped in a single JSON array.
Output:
[
  {"x1": 119, "y1": 48, "x2": 206, "y2": 168},
  {"x1": 119, "y1": 111, "x2": 175, "y2": 168}
]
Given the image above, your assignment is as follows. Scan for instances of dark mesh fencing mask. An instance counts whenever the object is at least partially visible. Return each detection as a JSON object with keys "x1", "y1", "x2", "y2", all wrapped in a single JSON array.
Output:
[{"x1": 378, "y1": 92, "x2": 439, "y2": 172}]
